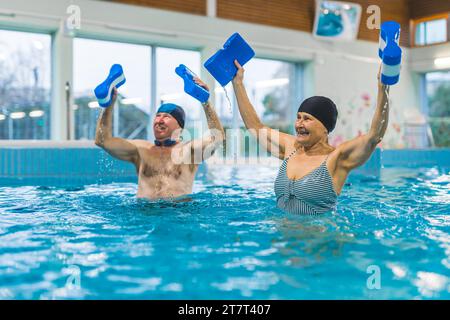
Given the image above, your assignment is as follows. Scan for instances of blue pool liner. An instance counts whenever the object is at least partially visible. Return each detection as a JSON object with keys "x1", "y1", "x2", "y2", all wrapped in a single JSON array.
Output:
[{"x1": 0, "y1": 147, "x2": 396, "y2": 186}]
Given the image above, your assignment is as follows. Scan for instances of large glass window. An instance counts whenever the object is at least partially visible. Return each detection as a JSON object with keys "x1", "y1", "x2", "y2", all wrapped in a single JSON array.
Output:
[
  {"x1": 215, "y1": 58, "x2": 297, "y2": 133},
  {"x1": 414, "y1": 16, "x2": 448, "y2": 46},
  {"x1": 73, "y1": 38, "x2": 151, "y2": 140},
  {"x1": 425, "y1": 71, "x2": 450, "y2": 147},
  {"x1": 214, "y1": 58, "x2": 299, "y2": 158},
  {"x1": 0, "y1": 30, "x2": 51, "y2": 139},
  {"x1": 156, "y1": 47, "x2": 201, "y2": 138}
]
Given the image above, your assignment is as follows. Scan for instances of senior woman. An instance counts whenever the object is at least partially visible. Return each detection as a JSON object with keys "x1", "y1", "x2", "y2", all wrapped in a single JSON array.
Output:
[{"x1": 232, "y1": 60, "x2": 389, "y2": 215}]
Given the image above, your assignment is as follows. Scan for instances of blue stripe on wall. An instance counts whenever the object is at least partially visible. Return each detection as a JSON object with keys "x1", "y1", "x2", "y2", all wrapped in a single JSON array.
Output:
[
  {"x1": 381, "y1": 149, "x2": 450, "y2": 168},
  {"x1": 1, "y1": 147, "x2": 448, "y2": 187},
  {"x1": 0, "y1": 148, "x2": 137, "y2": 186}
]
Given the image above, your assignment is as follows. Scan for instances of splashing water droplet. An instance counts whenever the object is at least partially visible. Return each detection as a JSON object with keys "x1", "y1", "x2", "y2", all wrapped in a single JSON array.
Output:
[{"x1": 222, "y1": 86, "x2": 233, "y2": 116}]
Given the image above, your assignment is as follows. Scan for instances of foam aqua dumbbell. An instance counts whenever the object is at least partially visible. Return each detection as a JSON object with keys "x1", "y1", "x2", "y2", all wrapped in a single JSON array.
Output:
[
  {"x1": 381, "y1": 42, "x2": 402, "y2": 85},
  {"x1": 94, "y1": 64, "x2": 126, "y2": 108},
  {"x1": 175, "y1": 64, "x2": 210, "y2": 103},
  {"x1": 379, "y1": 21, "x2": 401, "y2": 59},
  {"x1": 379, "y1": 21, "x2": 402, "y2": 85}
]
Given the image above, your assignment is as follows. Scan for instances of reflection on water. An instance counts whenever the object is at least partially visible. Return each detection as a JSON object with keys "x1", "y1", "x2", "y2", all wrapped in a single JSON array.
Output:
[{"x1": 271, "y1": 214, "x2": 356, "y2": 268}]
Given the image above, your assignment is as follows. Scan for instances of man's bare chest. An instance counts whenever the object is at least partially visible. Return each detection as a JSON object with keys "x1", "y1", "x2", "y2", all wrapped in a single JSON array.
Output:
[{"x1": 138, "y1": 149, "x2": 195, "y2": 179}]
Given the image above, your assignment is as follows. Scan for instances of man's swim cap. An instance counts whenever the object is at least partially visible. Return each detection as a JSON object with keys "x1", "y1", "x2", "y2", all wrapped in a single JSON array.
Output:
[
  {"x1": 297, "y1": 96, "x2": 338, "y2": 133},
  {"x1": 156, "y1": 103, "x2": 186, "y2": 129}
]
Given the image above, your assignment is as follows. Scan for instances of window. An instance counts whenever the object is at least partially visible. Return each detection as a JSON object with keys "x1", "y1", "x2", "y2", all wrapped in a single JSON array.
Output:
[
  {"x1": 73, "y1": 41, "x2": 202, "y2": 141},
  {"x1": 214, "y1": 58, "x2": 300, "y2": 157},
  {"x1": 413, "y1": 14, "x2": 449, "y2": 46},
  {"x1": 0, "y1": 30, "x2": 51, "y2": 139},
  {"x1": 155, "y1": 47, "x2": 202, "y2": 139},
  {"x1": 215, "y1": 58, "x2": 298, "y2": 133},
  {"x1": 425, "y1": 71, "x2": 450, "y2": 147},
  {"x1": 73, "y1": 38, "x2": 151, "y2": 140}
]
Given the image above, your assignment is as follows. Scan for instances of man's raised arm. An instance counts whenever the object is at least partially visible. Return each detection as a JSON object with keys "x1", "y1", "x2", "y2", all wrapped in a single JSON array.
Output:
[
  {"x1": 94, "y1": 88, "x2": 140, "y2": 168},
  {"x1": 189, "y1": 78, "x2": 225, "y2": 162}
]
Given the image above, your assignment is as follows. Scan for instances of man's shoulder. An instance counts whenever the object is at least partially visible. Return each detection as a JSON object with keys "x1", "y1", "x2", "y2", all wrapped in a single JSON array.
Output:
[{"x1": 129, "y1": 139, "x2": 153, "y2": 148}]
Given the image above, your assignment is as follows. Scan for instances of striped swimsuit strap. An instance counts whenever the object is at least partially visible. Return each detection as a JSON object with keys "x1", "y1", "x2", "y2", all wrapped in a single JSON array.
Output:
[{"x1": 282, "y1": 149, "x2": 330, "y2": 174}]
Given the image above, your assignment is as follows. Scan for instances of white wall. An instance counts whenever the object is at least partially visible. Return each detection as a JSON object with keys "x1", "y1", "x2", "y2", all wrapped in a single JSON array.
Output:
[
  {"x1": 410, "y1": 42, "x2": 450, "y2": 72},
  {"x1": 0, "y1": 0, "x2": 449, "y2": 147}
]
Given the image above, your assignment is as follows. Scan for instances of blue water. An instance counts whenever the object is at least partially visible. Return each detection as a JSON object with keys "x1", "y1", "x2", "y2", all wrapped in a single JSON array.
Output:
[{"x1": 0, "y1": 165, "x2": 449, "y2": 300}]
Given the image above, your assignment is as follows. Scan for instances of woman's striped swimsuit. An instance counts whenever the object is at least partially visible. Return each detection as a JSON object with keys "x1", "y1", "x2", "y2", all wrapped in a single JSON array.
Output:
[{"x1": 274, "y1": 150, "x2": 338, "y2": 215}]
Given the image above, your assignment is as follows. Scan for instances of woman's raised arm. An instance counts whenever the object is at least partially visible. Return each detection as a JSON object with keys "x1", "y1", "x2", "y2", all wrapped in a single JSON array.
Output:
[
  {"x1": 231, "y1": 60, "x2": 296, "y2": 160},
  {"x1": 335, "y1": 66, "x2": 389, "y2": 171}
]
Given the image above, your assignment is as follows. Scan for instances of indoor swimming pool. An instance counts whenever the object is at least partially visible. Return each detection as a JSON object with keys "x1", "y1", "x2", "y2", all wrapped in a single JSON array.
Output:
[{"x1": 0, "y1": 150, "x2": 448, "y2": 299}]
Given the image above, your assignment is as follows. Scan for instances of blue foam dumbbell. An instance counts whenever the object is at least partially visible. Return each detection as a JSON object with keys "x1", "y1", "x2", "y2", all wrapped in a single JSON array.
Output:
[
  {"x1": 379, "y1": 21, "x2": 402, "y2": 85},
  {"x1": 94, "y1": 64, "x2": 126, "y2": 108},
  {"x1": 204, "y1": 33, "x2": 255, "y2": 87},
  {"x1": 381, "y1": 42, "x2": 402, "y2": 85},
  {"x1": 379, "y1": 21, "x2": 401, "y2": 59},
  {"x1": 175, "y1": 64, "x2": 210, "y2": 103}
]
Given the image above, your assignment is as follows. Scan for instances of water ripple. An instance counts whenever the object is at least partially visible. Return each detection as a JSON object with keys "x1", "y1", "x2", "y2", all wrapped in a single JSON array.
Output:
[{"x1": 0, "y1": 166, "x2": 448, "y2": 299}]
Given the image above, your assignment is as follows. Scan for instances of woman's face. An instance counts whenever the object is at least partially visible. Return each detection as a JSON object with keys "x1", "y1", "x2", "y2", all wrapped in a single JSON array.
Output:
[{"x1": 295, "y1": 112, "x2": 328, "y2": 146}]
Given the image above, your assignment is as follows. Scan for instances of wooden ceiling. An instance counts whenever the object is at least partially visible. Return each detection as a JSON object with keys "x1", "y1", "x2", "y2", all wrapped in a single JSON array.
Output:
[{"x1": 108, "y1": 0, "x2": 450, "y2": 47}]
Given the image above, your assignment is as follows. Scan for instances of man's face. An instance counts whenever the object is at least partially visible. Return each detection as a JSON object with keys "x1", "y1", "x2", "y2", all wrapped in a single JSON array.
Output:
[{"x1": 153, "y1": 112, "x2": 181, "y2": 140}]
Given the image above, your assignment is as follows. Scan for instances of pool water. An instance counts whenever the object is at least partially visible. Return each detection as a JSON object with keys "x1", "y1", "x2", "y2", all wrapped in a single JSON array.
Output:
[{"x1": 0, "y1": 165, "x2": 449, "y2": 299}]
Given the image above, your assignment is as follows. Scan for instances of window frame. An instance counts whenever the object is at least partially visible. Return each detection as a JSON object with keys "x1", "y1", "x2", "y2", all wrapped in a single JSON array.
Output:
[
  {"x1": 0, "y1": 24, "x2": 305, "y2": 142},
  {"x1": 421, "y1": 70, "x2": 450, "y2": 147},
  {"x1": 72, "y1": 36, "x2": 154, "y2": 140},
  {"x1": 0, "y1": 28, "x2": 54, "y2": 140},
  {"x1": 217, "y1": 55, "x2": 304, "y2": 135},
  {"x1": 72, "y1": 37, "x2": 204, "y2": 141},
  {"x1": 411, "y1": 13, "x2": 450, "y2": 47}
]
